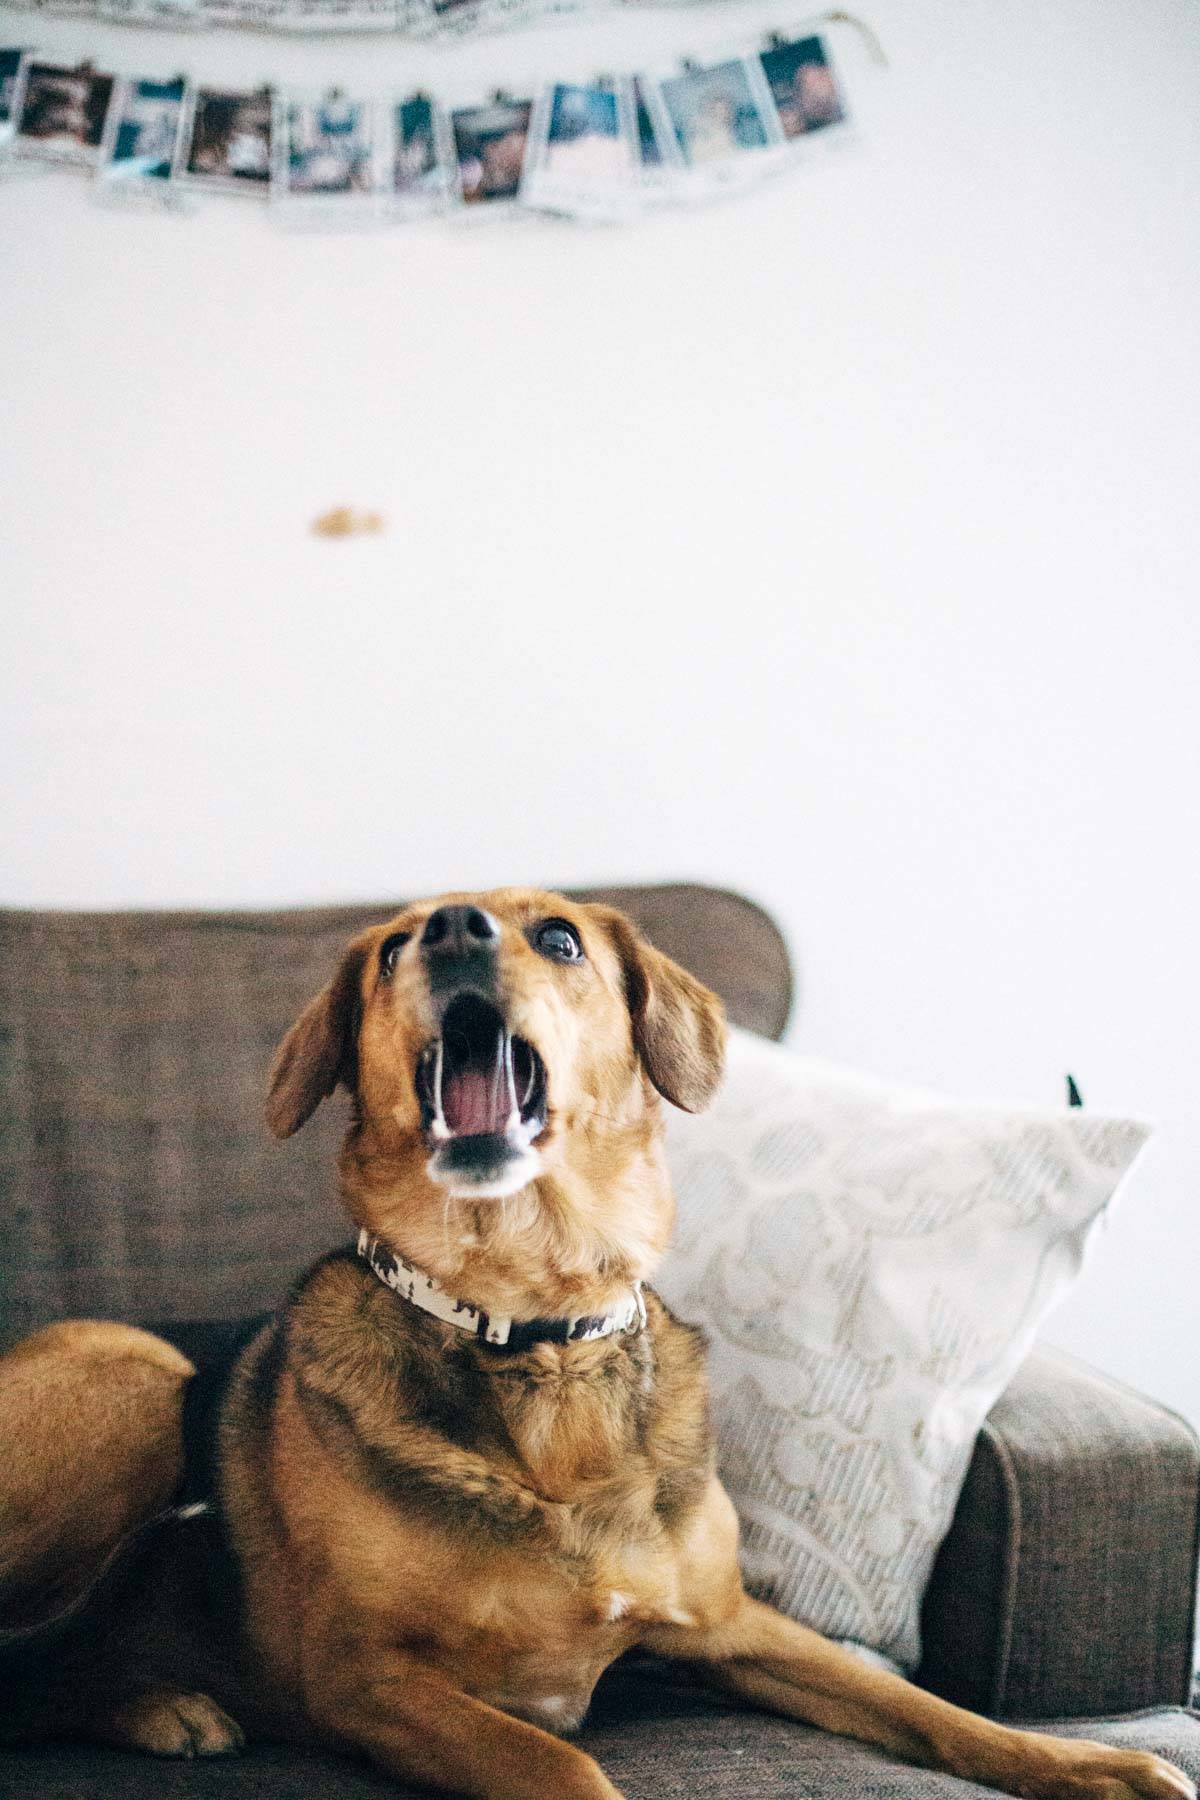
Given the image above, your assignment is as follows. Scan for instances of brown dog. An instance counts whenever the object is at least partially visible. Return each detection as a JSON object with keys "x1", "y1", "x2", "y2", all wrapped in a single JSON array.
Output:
[{"x1": 0, "y1": 889, "x2": 1192, "y2": 1800}]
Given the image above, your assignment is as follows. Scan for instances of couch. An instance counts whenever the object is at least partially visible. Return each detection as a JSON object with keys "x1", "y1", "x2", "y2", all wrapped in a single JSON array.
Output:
[{"x1": 2, "y1": 883, "x2": 1198, "y2": 1796}]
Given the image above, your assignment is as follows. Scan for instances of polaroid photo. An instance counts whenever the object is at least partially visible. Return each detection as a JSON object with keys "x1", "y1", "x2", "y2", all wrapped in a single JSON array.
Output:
[
  {"x1": 521, "y1": 80, "x2": 637, "y2": 223},
  {"x1": 451, "y1": 94, "x2": 532, "y2": 209},
  {"x1": 0, "y1": 50, "x2": 27, "y2": 149},
  {"x1": 652, "y1": 56, "x2": 786, "y2": 195},
  {"x1": 626, "y1": 75, "x2": 675, "y2": 208},
  {"x1": 273, "y1": 92, "x2": 383, "y2": 221},
  {"x1": 389, "y1": 92, "x2": 453, "y2": 217},
  {"x1": 96, "y1": 75, "x2": 189, "y2": 200},
  {"x1": 758, "y1": 31, "x2": 848, "y2": 145},
  {"x1": 13, "y1": 61, "x2": 116, "y2": 166},
  {"x1": 178, "y1": 86, "x2": 273, "y2": 195}
]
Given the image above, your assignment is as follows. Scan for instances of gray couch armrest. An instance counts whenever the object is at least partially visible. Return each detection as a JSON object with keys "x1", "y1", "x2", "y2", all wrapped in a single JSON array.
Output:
[{"x1": 917, "y1": 1346, "x2": 1200, "y2": 1720}]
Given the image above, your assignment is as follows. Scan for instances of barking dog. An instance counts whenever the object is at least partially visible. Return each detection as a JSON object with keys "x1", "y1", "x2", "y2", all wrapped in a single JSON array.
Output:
[{"x1": 0, "y1": 890, "x2": 1191, "y2": 1800}]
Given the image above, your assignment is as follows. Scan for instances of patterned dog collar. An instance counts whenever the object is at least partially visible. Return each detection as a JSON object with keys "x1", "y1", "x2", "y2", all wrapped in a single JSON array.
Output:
[{"x1": 355, "y1": 1229, "x2": 647, "y2": 1352}]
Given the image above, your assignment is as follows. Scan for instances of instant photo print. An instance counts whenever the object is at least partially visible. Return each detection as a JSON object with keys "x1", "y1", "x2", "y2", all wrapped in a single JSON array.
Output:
[
  {"x1": 758, "y1": 31, "x2": 846, "y2": 142},
  {"x1": 0, "y1": 49, "x2": 27, "y2": 146},
  {"x1": 628, "y1": 74, "x2": 673, "y2": 206},
  {"x1": 651, "y1": 55, "x2": 785, "y2": 192},
  {"x1": 181, "y1": 84, "x2": 272, "y2": 192},
  {"x1": 451, "y1": 94, "x2": 531, "y2": 206},
  {"x1": 98, "y1": 75, "x2": 187, "y2": 189},
  {"x1": 273, "y1": 90, "x2": 381, "y2": 218},
  {"x1": 13, "y1": 60, "x2": 115, "y2": 164},
  {"x1": 391, "y1": 91, "x2": 452, "y2": 214},
  {"x1": 521, "y1": 80, "x2": 636, "y2": 222}
]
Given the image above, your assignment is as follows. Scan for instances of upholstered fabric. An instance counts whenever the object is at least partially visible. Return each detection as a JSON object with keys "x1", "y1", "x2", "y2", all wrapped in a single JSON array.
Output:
[
  {"x1": 1, "y1": 1666, "x2": 1197, "y2": 1799},
  {"x1": 657, "y1": 1028, "x2": 1153, "y2": 1672},
  {"x1": 0, "y1": 885, "x2": 790, "y2": 1343},
  {"x1": 918, "y1": 1346, "x2": 1200, "y2": 1720}
]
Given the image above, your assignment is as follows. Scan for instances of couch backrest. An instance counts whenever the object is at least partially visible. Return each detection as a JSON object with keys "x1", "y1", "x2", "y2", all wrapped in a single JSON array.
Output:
[{"x1": 0, "y1": 883, "x2": 791, "y2": 1342}]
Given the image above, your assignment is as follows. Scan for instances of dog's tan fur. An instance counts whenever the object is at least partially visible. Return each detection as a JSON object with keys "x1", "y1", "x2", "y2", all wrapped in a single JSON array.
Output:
[{"x1": 0, "y1": 889, "x2": 1191, "y2": 1800}]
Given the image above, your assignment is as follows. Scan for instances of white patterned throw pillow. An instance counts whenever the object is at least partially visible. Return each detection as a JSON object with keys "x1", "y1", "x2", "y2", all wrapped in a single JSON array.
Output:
[{"x1": 657, "y1": 1028, "x2": 1151, "y2": 1674}]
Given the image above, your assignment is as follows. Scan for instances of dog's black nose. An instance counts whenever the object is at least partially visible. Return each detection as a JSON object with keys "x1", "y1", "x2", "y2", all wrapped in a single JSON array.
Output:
[{"x1": 421, "y1": 906, "x2": 500, "y2": 955}]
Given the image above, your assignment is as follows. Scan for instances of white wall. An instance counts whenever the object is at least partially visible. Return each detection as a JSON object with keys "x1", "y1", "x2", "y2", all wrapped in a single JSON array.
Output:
[{"x1": 3, "y1": 1, "x2": 1199, "y2": 1419}]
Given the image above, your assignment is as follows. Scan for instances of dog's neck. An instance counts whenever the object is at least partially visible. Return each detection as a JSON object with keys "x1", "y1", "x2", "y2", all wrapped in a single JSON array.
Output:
[
  {"x1": 339, "y1": 1119, "x2": 675, "y2": 1324},
  {"x1": 355, "y1": 1228, "x2": 646, "y2": 1351}
]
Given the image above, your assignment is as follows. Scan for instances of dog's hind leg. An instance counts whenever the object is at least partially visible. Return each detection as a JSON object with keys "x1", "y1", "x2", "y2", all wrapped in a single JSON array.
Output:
[
  {"x1": 0, "y1": 1324, "x2": 242, "y2": 1758},
  {"x1": 87, "y1": 1687, "x2": 246, "y2": 1758},
  {"x1": 1, "y1": 1678, "x2": 245, "y2": 1759},
  {"x1": 0, "y1": 1320, "x2": 194, "y2": 1640}
]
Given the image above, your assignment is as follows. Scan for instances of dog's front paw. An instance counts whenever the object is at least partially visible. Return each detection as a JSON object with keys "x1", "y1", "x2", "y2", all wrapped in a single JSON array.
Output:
[
  {"x1": 93, "y1": 1687, "x2": 246, "y2": 1758},
  {"x1": 1049, "y1": 1741, "x2": 1195, "y2": 1800}
]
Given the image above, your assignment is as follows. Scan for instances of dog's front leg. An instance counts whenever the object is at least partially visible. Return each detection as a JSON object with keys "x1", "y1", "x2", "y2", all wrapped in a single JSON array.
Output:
[
  {"x1": 305, "y1": 1648, "x2": 622, "y2": 1800},
  {"x1": 645, "y1": 1595, "x2": 1193, "y2": 1800}
]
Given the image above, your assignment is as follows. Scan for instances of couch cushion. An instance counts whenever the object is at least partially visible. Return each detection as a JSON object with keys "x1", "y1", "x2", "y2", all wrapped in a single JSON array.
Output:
[
  {"x1": 657, "y1": 1027, "x2": 1152, "y2": 1673},
  {"x1": 0, "y1": 884, "x2": 790, "y2": 1343},
  {"x1": 0, "y1": 1661, "x2": 1196, "y2": 1798}
]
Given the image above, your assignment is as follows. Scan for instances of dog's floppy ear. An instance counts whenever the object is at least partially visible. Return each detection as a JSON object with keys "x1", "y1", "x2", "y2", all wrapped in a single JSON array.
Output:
[
  {"x1": 265, "y1": 937, "x2": 370, "y2": 1140},
  {"x1": 592, "y1": 906, "x2": 727, "y2": 1113}
]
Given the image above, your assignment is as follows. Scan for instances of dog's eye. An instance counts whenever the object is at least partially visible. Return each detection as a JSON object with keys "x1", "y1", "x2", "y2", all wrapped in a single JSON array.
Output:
[
  {"x1": 379, "y1": 933, "x2": 410, "y2": 977},
  {"x1": 533, "y1": 919, "x2": 583, "y2": 964}
]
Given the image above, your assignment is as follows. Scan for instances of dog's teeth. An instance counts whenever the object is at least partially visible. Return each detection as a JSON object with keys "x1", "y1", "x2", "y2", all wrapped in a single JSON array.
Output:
[
  {"x1": 501, "y1": 1030, "x2": 520, "y2": 1132},
  {"x1": 433, "y1": 1038, "x2": 447, "y2": 1132}
]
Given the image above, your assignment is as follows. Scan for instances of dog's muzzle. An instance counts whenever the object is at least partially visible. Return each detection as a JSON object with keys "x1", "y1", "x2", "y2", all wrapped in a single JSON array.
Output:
[{"x1": 416, "y1": 992, "x2": 547, "y2": 1198}]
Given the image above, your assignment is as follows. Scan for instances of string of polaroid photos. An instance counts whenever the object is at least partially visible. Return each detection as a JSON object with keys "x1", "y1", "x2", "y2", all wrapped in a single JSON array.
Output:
[{"x1": 0, "y1": 14, "x2": 883, "y2": 225}]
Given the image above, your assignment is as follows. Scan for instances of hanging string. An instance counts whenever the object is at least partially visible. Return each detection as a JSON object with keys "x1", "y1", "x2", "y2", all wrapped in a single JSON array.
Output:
[{"x1": 821, "y1": 10, "x2": 889, "y2": 67}]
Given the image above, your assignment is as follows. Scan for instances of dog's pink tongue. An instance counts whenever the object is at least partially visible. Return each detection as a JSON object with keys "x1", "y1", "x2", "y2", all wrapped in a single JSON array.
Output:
[{"x1": 442, "y1": 1068, "x2": 508, "y2": 1136}]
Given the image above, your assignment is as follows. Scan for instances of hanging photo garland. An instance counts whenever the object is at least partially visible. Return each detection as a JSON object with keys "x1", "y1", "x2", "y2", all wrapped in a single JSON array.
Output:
[{"x1": 0, "y1": 14, "x2": 884, "y2": 227}]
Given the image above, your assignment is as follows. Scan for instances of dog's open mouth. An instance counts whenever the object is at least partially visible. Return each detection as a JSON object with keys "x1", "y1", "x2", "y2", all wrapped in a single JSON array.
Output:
[{"x1": 416, "y1": 994, "x2": 547, "y2": 1197}]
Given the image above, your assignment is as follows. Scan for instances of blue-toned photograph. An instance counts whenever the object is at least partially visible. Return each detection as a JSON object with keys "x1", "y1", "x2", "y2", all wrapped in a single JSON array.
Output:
[
  {"x1": 0, "y1": 48, "x2": 24, "y2": 131},
  {"x1": 759, "y1": 34, "x2": 845, "y2": 141},
  {"x1": 542, "y1": 83, "x2": 625, "y2": 182},
  {"x1": 659, "y1": 59, "x2": 770, "y2": 167},
  {"x1": 106, "y1": 77, "x2": 185, "y2": 181},
  {"x1": 631, "y1": 76, "x2": 662, "y2": 168},
  {"x1": 286, "y1": 96, "x2": 373, "y2": 195},
  {"x1": 394, "y1": 93, "x2": 439, "y2": 196}
]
